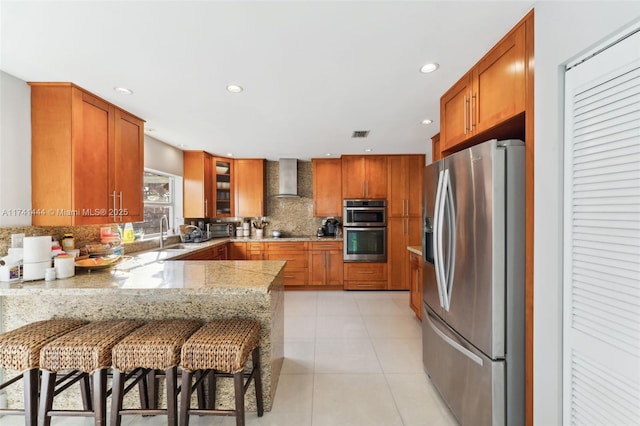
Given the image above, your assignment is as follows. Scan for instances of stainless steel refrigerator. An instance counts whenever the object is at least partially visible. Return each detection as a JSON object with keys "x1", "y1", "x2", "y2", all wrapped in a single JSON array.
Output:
[{"x1": 422, "y1": 139, "x2": 525, "y2": 426}]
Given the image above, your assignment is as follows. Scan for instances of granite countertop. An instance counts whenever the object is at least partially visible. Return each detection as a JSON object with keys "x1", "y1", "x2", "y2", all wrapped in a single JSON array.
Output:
[
  {"x1": 407, "y1": 246, "x2": 422, "y2": 255},
  {"x1": 0, "y1": 236, "x2": 286, "y2": 297},
  {"x1": 0, "y1": 235, "x2": 344, "y2": 296}
]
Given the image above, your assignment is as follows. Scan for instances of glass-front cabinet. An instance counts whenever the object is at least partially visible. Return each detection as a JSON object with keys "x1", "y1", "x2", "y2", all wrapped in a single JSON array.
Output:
[{"x1": 214, "y1": 158, "x2": 234, "y2": 217}]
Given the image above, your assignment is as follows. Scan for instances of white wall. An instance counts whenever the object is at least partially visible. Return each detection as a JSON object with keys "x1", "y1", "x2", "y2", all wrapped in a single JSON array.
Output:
[
  {"x1": 144, "y1": 134, "x2": 183, "y2": 176},
  {"x1": 0, "y1": 71, "x2": 31, "y2": 226},
  {"x1": 533, "y1": 3, "x2": 640, "y2": 425}
]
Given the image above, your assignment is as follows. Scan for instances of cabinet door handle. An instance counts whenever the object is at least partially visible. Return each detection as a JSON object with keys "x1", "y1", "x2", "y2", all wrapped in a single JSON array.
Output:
[
  {"x1": 119, "y1": 191, "x2": 123, "y2": 221},
  {"x1": 111, "y1": 191, "x2": 117, "y2": 221},
  {"x1": 463, "y1": 95, "x2": 468, "y2": 135},
  {"x1": 469, "y1": 90, "x2": 475, "y2": 131}
]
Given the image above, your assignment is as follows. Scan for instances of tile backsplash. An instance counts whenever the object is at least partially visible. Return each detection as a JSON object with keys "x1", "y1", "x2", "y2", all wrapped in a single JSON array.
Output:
[
  {"x1": 263, "y1": 160, "x2": 326, "y2": 237},
  {"x1": 0, "y1": 225, "x2": 107, "y2": 257}
]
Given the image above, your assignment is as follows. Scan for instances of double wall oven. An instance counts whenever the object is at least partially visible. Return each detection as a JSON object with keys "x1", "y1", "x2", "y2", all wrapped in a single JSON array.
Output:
[{"x1": 343, "y1": 199, "x2": 386, "y2": 262}]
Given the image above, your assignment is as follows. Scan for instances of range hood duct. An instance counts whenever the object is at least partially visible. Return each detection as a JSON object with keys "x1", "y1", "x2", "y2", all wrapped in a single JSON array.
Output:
[{"x1": 275, "y1": 158, "x2": 300, "y2": 198}]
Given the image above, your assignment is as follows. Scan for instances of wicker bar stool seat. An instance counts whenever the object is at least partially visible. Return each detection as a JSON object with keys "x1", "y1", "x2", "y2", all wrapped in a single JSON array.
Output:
[
  {"x1": 0, "y1": 319, "x2": 87, "y2": 426},
  {"x1": 110, "y1": 319, "x2": 202, "y2": 426},
  {"x1": 179, "y1": 319, "x2": 264, "y2": 426},
  {"x1": 37, "y1": 319, "x2": 144, "y2": 426}
]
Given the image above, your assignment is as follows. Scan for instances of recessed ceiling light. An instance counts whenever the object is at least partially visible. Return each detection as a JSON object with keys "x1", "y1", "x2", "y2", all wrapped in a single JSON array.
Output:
[
  {"x1": 226, "y1": 84, "x2": 243, "y2": 93},
  {"x1": 420, "y1": 63, "x2": 440, "y2": 73},
  {"x1": 325, "y1": 153, "x2": 332, "y2": 157},
  {"x1": 113, "y1": 86, "x2": 133, "y2": 95},
  {"x1": 421, "y1": 119, "x2": 433, "y2": 125},
  {"x1": 227, "y1": 153, "x2": 233, "y2": 157},
  {"x1": 178, "y1": 143, "x2": 187, "y2": 148},
  {"x1": 364, "y1": 148, "x2": 372, "y2": 153}
]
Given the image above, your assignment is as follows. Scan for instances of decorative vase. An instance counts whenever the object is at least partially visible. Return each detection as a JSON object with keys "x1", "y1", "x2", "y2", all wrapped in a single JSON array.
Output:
[{"x1": 256, "y1": 229, "x2": 264, "y2": 239}]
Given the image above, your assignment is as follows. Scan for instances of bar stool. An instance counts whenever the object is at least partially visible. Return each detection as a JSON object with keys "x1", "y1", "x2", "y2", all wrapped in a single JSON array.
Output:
[
  {"x1": 0, "y1": 319, "x2": 87, "y2": 426},
  {"x1": 179, "y1": 319, "x2": 264, "y2": 426},
  {"x1": 37, "y1": 319, "x2": 144, "y2": 426},
  {"x1": 110, "y1": 319, "x2": 202, "y2": 426}
]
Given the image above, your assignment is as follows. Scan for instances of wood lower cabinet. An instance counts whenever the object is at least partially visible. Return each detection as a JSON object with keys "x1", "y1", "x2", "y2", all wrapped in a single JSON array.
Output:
[
  {"x1": 341, "y1": 155, "x2": 387, "y2": 199},
  {"x1": 229, "y1": 242, "x2": 247, "y2": 260},
  {"x1": 409, "y1": 251, "x2": 423, "y2": 320},
  {"x1": 247, "y1": 242, "x2": 266, "y2": 260},
  {"x1": 183, "y1": 151, "x2": 214, "y2": 218},
  {"x1": 30, "y1": 82, "x2": 144, "y2": 225},
  {"x1": 440, "y1": 19, "x2": 526, "y2": 152},
  {"x1": 178, "y1": 243, "x2": 228, "y2": 260},
  {"x1": 387, "y1": 217, "x2": 422, "y2": 290},
  {"x1": 343, "y1": 262, "x2": 388, "y2": 290},
  {"x1": 308, "y1": 241, "x2": 343, "y2": 286},
  {"x1": 266, "y1": 242, "x2": 308, "y2": 286},
  {"x1": 312, "y1": 159, "x2": 342, "y2": 217},
  {"x1": 234, "y1": 159, "x2": 266, "y2": 217}
]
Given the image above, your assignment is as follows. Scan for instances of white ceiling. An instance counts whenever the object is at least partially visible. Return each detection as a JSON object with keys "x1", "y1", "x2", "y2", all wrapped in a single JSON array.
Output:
[{"x1": 0, "y1": 1, "x2": 534, "y2": 160}]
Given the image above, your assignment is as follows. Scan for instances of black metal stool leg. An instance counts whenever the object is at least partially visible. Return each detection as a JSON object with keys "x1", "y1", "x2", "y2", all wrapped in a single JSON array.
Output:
[
  {"x1": 252, "y1": 348, "x2": 264, "y2": 417},
  {"x1": 110, "y1": 369, "x2": 125, "y2": 426},
  {"x1": 37, "y1": 370, "x2": 56, "y2": 426},
  {"x1": 166, "y1": 367, "x2": 178, "y2": 426},
  {"x1": 23, "y1": 369, "x2": 39, "y2": 426},
  {"x1": 92, "y1": 369, "x2": 107, "y2": 426},
  {"x1": 179, "y1": 370, "x2": 193, "y2": 426},
  {"x1": 234, "y1": 371, "x2": 245, "y2": 426}
]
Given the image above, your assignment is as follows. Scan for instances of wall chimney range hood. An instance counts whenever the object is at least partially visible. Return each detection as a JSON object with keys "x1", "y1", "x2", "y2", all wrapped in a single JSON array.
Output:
[{"x1": 276, "y1": 158, "x2": 300, "y2": 197}]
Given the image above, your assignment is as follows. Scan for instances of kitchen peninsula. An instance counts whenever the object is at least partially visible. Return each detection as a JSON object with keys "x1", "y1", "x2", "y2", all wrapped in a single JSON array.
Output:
[{"x1": 0, "y1": 257, "x2": 285, "y2": 411}]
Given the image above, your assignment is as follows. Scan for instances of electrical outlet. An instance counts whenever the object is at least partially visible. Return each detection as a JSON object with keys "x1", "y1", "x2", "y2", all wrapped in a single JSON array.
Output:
[{"x1": 11, "y1": 233, "x2": 25, "y2": 248}]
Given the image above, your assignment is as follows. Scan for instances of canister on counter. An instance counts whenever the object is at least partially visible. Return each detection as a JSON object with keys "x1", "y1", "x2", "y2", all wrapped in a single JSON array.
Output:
[{"x1": 61, "y1": 233, "x2": 75, "y2": 251}]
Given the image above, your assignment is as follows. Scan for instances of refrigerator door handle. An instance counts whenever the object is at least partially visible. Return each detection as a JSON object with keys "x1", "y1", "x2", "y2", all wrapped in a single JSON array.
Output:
[
  {"x1": 426, "y1": 309, "x2": 483, "y2": 366},
  {"x1": 433, "y1": 169, "x2": 447, "y2": 309},
  {"x1": 442, "y1": 169, "x2": 456, "y2": 312}
]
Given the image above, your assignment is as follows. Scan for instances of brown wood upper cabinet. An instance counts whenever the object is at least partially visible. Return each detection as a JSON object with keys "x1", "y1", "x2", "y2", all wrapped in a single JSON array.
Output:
[
  {"x1": 30, "y1": 82, "x2": 144, "y2": 226},
  {"x1": 213, "y1": 157, "x2": 234, "y2": 217},
  {"x1": 387, "y1": 155, "x2": 424, "y2": 218},
  {"x1": 440, "y1": 21, "x2": 526, "y2": 152},
  {"x1": 234, "y1": 159, "x2": 266, "y2": 217},
  {"x1": 312, "y1": 158, "x2": 342, "y2": 217},
  {"x1": 341, "y1": 155, "x2": 387, "y2": 199},
  {"x1": 183, "y1": 151, "x2": 214, "y2": 218}
]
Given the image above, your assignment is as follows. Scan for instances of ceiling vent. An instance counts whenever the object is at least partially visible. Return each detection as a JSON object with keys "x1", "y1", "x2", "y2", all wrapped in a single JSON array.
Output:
[
  {"x1": 275, "y1": 158, "x2": 300, "y2": 198},
  {"x1": 352, "y1": 130, "x2": 370, "y2": 138}
]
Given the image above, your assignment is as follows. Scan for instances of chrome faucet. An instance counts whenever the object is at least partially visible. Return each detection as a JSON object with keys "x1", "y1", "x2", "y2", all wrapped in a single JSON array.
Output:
[{"x1": 159, "y1": 215, "x2": 169, "y2": 248}]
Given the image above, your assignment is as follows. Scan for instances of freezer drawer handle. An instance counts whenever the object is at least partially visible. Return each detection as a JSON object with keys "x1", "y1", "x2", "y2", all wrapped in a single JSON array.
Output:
[{"x1": 426, "y1": 312, "x2": 483, "y2": 366}]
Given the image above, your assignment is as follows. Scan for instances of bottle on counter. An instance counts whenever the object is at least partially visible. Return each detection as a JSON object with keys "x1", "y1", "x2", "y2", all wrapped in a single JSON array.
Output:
[{"x1": 123, "y1": 223, "x2": 135, "y2": 243}]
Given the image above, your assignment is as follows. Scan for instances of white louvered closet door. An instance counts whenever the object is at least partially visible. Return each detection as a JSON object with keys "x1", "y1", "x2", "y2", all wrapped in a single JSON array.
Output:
[{"x1": 563, "y1": 29, "x2": 640, "y2": 426}]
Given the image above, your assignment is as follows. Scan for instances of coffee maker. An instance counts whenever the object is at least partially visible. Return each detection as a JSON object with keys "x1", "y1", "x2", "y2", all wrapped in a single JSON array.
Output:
[{"x1": 322, "y1": 218, "x2": 341, "y2": 237}]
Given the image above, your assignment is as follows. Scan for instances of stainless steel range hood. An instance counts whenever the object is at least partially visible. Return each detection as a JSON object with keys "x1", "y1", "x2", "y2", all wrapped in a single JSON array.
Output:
[{"x1": 275, "y1": 158, "x2": 300, "y2": 198}]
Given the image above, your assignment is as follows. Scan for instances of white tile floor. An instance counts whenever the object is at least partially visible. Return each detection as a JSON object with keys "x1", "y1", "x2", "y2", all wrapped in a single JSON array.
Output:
[{"x1": 1, "y1": 290, "x2": 458, "y2": 426}]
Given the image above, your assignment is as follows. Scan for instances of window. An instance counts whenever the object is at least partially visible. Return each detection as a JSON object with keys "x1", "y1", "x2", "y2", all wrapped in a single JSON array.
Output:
[{"x1": 131, "y1": 171, "x2": 175, "y2": 239}]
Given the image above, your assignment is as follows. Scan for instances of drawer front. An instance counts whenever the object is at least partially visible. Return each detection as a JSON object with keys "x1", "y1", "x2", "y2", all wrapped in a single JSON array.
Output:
[
  {"x1": 248, "y1": 242, "x2": 265, "y2": 251},
  {"x1": 312, "y1": 241, "x2": 342, "y2": 251},
  {"x1": 282, "y1": 269, "x2": 308, "y2": 286},
  {"x1": 343, "y1": 280, "x2": 388, "y2": 290},
  {"x1": 344, "y1": 262, "x2": 388, "y2": 280},
  {"x1": 267, "y1": 252, "x2": 307, "y2": 268},
  {"x1": 266, "y1": 242, "x2": 308, "y2": 251}
]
